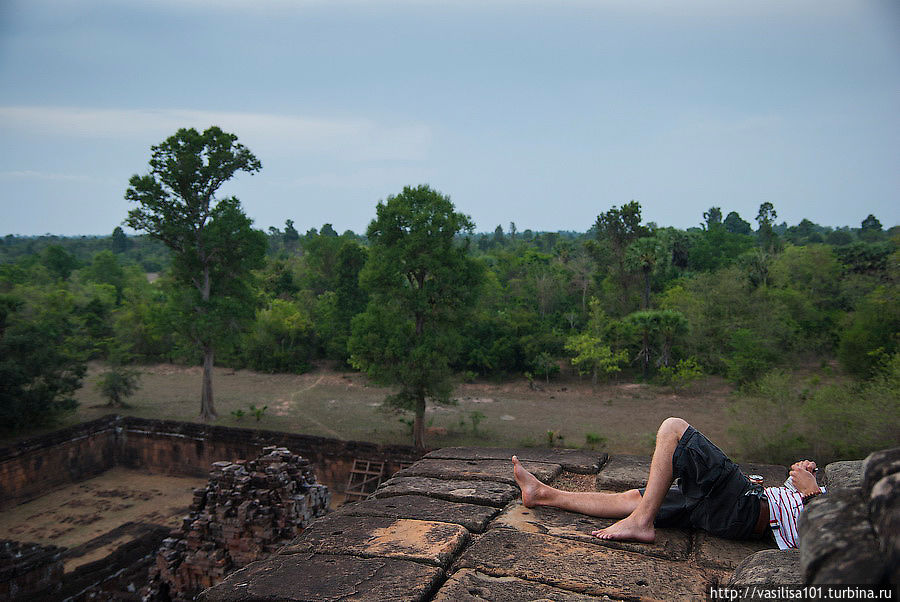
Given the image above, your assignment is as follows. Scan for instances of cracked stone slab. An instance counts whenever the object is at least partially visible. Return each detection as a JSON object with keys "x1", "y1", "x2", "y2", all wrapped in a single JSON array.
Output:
[
  {"x1": 393, "y1": 458, "x2": 560, "y2": 485},
  {"x1": 374, "y1": 476, "x2": 518, "y2": 507},
  {"x1": 279, "y1": 514, "x2": 469, "y2": 568},
  {"x1": 595, "y1": 455, "x2": 650, "y2": 491},
  {"x1": 597, "y1": 455, "x2": 787, "y2": 491},
  {"x1": 341, "y1": 495, "x2": 500, "y2": 533},
  {"x1": 198, "y1": 553, "x2": 443, "y2": 602},
  {"x1": 493, "y1": 502, "x2": 691, "y2": 561},
  {"x1": 424, "y1": 447, "x2": 605, "y2": 474},
  {"x1": 728, "y1": 549, "x2": 802, "y2": 586},
  {"x1": 433, "y1": 568, "x2": 601, "y2": 601},
  {"x1": 454, "y1": 528, "x2": 717, "y2": 600},
  {"x1": 693, "y1": 532, "x2": 775, "y2": 571}
]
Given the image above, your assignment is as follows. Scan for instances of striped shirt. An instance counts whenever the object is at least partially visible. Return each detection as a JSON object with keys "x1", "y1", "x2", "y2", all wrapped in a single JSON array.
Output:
[{"x1": 764, "y1": 485, "x2": 827, "y2": 550}]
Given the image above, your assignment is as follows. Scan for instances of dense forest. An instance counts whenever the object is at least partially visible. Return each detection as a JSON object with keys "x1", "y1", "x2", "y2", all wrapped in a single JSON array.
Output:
[{"x1": 1, "y1": 207, "x2": 895, "y2": 382}]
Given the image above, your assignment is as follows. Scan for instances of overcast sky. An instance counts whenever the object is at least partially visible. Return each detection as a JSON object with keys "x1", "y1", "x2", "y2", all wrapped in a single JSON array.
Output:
[{"x1": 1, "y1": 0, "x2": 898, "y2": 236}]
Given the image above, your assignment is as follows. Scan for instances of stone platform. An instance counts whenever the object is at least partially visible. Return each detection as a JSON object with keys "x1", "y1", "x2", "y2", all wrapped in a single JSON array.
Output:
[{"x1": 202, "y1": 447, "x2": 788, "y2": 600}]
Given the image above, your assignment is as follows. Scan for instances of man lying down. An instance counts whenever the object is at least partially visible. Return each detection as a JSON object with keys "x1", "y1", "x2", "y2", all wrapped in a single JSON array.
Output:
[{"x1": 511, "y1": 417, "x2": 825, "y2": 549}]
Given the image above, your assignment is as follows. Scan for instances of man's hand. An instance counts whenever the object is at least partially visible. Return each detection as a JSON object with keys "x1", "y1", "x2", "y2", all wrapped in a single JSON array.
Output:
[{"x1": 790, "y1": 460, "x2": 820, "y2": 497}]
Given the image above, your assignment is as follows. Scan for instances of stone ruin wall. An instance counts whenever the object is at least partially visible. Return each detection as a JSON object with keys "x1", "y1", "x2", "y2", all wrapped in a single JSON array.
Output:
[
  {"x1": 146, "y1": 446, "x2": 330, "y2": 600},
  {"x1": 0, "y1": 540, "x2": 64, "y2": 600},
  {"x1": 0, "y1": 416, "x2": 420, "y2": 600},
  {"x1": 0, "y1": 415, "x2": 421, "y2": 511},
  {"x1": 0, "y1": 419, "x2": 120, "y2": 511}
]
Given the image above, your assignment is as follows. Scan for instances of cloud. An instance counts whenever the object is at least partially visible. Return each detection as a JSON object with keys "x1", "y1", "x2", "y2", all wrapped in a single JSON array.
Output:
[{"x1": 0, "y1": 106, "x2": 431, "y2": 162}]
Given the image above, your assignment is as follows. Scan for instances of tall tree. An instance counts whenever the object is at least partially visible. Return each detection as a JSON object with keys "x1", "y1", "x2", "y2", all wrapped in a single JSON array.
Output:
[
  {"x1": 625, "y1": 236, "x2": 663, "y2": 309},
  {"x1": 702, "y1": 207, "x2": 723, "y2": 230},
  {"x1": 349, "y1": 185, "x2": 483, "y2": 450},
  {"x1": 755, "y1": 202, "x2": 779, "y2": 251},
  {"x1": 125, "y1": 126, "x2": 267, "y2": 421},
  {"x1": 595, "y1": 201, "x2": 649, "y2": 313},
  {"x1": 724, "y1": 211, "x2": 752, "y2": 235}
]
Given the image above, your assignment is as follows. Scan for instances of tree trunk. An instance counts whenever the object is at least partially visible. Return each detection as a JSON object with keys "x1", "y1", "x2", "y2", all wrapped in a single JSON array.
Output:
[
  {"x1": 643, "y1": 269, "x2": 651, "y2": 309},
  {"x1": 200, "y1": 345, "x2": 217, "y2": 421},
  {"x1": 641, "y1": 330, "x2": 650, "y2": 380},
  {"x1": 413, "y1": 396, "x2": 426, "y2": 451}
]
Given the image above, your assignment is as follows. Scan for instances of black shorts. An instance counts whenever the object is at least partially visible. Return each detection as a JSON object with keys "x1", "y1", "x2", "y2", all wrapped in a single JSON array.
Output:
[{"x1": 640, "y1": 426, "x2": 760, "y2": 540}]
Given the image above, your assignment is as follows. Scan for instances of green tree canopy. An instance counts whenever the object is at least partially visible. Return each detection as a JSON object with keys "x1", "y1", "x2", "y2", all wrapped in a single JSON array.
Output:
[
  {"x1": 125, "y1": 126, "x2": 267, "y2": 420},
  {"x1": 349, "y1": 185, "x2": 483, "y2": 450}
]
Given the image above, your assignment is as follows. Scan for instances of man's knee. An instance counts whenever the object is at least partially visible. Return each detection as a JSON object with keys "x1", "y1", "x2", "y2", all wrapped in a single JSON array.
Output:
[{"x1": 659, "y1": 417, "x2": 689, "y2": 441}]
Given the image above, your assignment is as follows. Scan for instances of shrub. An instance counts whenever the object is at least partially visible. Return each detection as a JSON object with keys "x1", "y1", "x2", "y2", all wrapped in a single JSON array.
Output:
[
  {"x1": 96, "y1": 366, "x2": 141, "y2": 407},
  {"x1": 730, "y1": 361, "x2": 900, "y2": 465},
  {"x1": 584, "y1": 432, "x2": 607, "y2": 450},
  {"x1": 657, "y1": 357, "x2": 703, "y2": 393},
  {"x1": 725, "y1": 328, "x2": 777, "y2": 386}
]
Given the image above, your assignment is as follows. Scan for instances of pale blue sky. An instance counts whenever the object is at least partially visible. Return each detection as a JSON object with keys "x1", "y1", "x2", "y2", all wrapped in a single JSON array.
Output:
[{"x1": 1, "y1": 0, "x2": 898, "y2": 236}]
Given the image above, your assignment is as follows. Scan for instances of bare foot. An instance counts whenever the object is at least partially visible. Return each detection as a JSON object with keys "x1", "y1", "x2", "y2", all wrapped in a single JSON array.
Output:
[
  {"x1": 591, "y1": 514, "x2": 655, "y2": 543},
  {"x1": 512, "y1": 455, "x2": 546, "y2": 508}
]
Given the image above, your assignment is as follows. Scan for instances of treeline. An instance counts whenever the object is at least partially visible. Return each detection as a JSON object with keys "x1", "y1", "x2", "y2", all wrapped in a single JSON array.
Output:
[{"x1": 2, "y1": 203, "x2": 896, "y2": 413}]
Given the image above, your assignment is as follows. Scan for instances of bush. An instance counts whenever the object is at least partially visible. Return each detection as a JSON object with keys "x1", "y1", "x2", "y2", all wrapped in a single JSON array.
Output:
[
  {"x1": 729, "y1": 361, "x2": 899, "y2": 465},
  {"x1": 725, "y1": 328, "x2": 777, "y2": 386},
  {"x1": 657, "y1": 357, "x2": 703, "y2": 393},
  {"x1": 96, "y1": 366, "x2": 141, "y2": 407}
]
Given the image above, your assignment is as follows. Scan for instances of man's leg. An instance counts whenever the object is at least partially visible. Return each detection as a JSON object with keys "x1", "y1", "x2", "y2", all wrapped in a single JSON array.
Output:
[
  {"x1": 512, "y1": 456, "x2": 641, "y2": 518},
  {"x1": 593, "y1": 416, "x2": 689, "y2": 543}
]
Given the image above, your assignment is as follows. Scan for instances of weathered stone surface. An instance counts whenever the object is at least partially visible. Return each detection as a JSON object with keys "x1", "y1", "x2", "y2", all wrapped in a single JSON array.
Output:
[
  {"x1": 342, "y1": 495, "x2": 499, "y2": 533},
  {"x1": 694, "y1": 532, "x2": 775, "y2": 571},
  {"x1": 494, "y1": 502, "x2": 691, "y2": 561},
  {"x1": 738, "y1": 463, "x2": 788, "y2": 487},
  {"x1": 424, "y1": 447, "x2": 604, "y2": 474},
  {"x1": 862, "y1": 447, "x2": 900, "y2": 495},
  {"x1": 869, "y1": 472, "x2": 899, "y2": 584},
  {"x1": 798, "y1": 489, "x2": 885, "y2": 584},
  {"x1": 595, "y1": 455, "x2": 649, "y2": 491},
  {"x1": 596, "y1": 456, "x2": 787, "y2": 492},
  {"x1": 728, "y1": 549, "x2": 802, "y2": 585},
  {"x1": 454, "y1": 528, "x2": 717, "y2": 599},
  {"x1": 374, "y1": 476, "x2": 518, "y2": 507},
  {"x1": 434, "y1": 568, "x2": 602, "y2": 601},
  {"x1": 824, "y1": 460, "x2": 863, "y2": 491},
  {"x1": 198, "y1": 553, "x2": 443, "y2": 601},
  {"x1": 279, "y1": 514, "x2": 468, "y2": 568},
  {"x1": 392, "y1": 458, "x2": 560, "y2": 485}
]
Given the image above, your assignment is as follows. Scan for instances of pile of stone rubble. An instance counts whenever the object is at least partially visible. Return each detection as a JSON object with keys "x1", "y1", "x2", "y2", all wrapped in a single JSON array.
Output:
[{"x1": 144, "y1": 446, "x2": 329, "y2": 600}]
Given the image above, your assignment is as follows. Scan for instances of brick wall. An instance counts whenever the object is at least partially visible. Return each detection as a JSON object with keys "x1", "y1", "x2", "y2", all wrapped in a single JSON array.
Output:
[{"x1": 0, "y1": 416, "x2": 421, "y2": 510}]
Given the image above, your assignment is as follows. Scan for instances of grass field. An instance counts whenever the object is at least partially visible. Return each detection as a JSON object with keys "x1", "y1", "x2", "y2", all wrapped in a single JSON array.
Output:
[{"x1": 39, "y1": 362, "x2": 748, "y2": 457}]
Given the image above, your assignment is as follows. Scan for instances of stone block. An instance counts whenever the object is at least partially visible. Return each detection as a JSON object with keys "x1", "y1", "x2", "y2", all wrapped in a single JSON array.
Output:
[
  {"x1": 728, "y1": 549, "x2": 802, "y2": 585},
  {"x1": 493, "y1": 502, "x2": 691, "y2": 561},
  {"x1": 424, "y1": 447, "x2": 604, "y2": 474},
  {"x1": 454, "y1": 528, "x2": 717, "y2": 599},
  {"x1": 280, "y1": 514, "x2": 468, "y2": 568},
  {"x1": 868, "y1": 472, "x2": 899, "y2": 585},
  {"x1": 862, "y1": 447, "x2": 900, "y2": 495},
  {"x1": 434, "y1": 568, "x2": 600, "y2": 601},
  {"x1": 798, "y1": 489, "x2": 886, "y2": 584},
  {"x1": 198, "y1": 553, "x2": 443, "y2": 601},
  {"x1": 342, "y1": 495, "x2": 500, "y2": 533},
  {"x1": 693, "y1": 532, "x2": 775, "y2": 571},
  {"x1": 374, "y1": 476, "x2": 518, "y2": 507},
  {"x1": 595, "y1": 455, "x2": 649, "y2": 491},
  {"x1": 392, "y1": 458, "x2": 560, "y2": 485},
  {"x1": 824, "y1": 460, "x2": 863, "y2": 491},
  {"x1": 738, "y1": 463, "x2": 788, "y2": 487}
]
